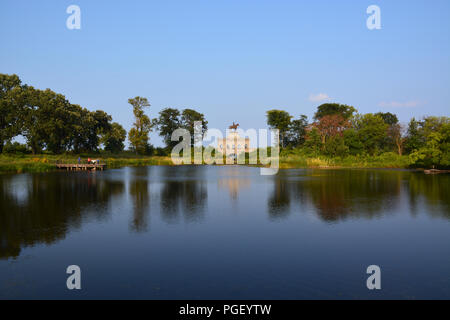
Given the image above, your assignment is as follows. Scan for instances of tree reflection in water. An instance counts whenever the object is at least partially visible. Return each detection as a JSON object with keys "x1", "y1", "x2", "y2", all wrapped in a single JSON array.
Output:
[
  {"x1": 268, "y1": 169, "x2": 450, "y2": 222},
  {"x1": 159, "y1": 166, "x2": 207, "y2": 224},
  {"x1": 0, "y1": 172, "x2": 124, "y2": 259},
  {"x1": 0, "y1": 167, "x2": 448, "y2": 261}
]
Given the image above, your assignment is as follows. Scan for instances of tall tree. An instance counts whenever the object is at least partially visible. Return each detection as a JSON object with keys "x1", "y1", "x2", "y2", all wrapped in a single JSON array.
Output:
[
  {"x1": 128, "y1": 97, "x2": 152, "y2": 154},
  {"x1": 266, "y1": 110, "x2": 292, "y2": 147},
  {"x1": 287, "y1": 115, "x2": 308, "y2": 147},
  {"x1": 156, "y1": 108, "x2": 181, "y2": 149},
  {"x1": 101, "y1": 122, "x2": 127, "y2": 153},
  {"x1": 180, "y1": 108, "x2": 208, "y2": 146},
  {"x1": 0, "y1": 74, "x2": 24, "y2": 153},
  {"x1": 404, "y1": 118, "x2": 424, "y2": 154},
  {"x1": 387, "y1": 123, "x2": 405, "y2": 155}
]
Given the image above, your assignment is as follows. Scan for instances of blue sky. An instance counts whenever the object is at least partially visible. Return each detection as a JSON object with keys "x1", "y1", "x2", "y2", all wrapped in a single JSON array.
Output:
[{"x1": 1, "y1": 0, "x2": 449, "y2": 146}]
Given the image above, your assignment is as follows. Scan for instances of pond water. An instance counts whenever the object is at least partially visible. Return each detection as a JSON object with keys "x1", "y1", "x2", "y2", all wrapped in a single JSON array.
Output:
[{"x1": 0, "y1": 166, "x2": 449, "y2": 299}]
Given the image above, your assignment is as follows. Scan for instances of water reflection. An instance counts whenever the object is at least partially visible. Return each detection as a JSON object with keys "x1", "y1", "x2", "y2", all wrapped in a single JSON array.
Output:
[
  {"x1": 0, "y1": 167, "x2": 449, "y2": 261},
  {"x1": 218, "y1": 178, "x2": 251, "y2": 200},
  {"x1": 0, "y1": 172, "x2": 124, "y2": 259},
  {"x1": 268, "y1": 169, "x2": 450, "y2": 222},
  {"x1": 128, "y1": 167, "x2": 151, "y2": 232},
  {"x1": 159, "y1": 166, "x2": 207, "y2": 224}
]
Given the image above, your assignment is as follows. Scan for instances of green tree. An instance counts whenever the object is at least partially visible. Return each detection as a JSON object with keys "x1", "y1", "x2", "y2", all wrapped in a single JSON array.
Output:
[
  {"x1": 343, "y1": 128, "x2": 364, "y2": 155},
  {"x1": 0, "y1": 74, "x2": 24, "y2": 153},
  {"x1": 266, "y1": 110, "x2": 292, "y2": 147},
  {"x1": 156, "y1": 108, "x2": 181, "y2": 149},
  {"x1": 375, "y1": 112, "x2": 399, "y2": 126},
  {"x1": 102, "y1": 122, "x2": 127, "y2": 153},
  {"x1": 23, "y1": 89, "x2": 74, "y2": 154},
  {"x1": 314, "y1": 103, "x2": 356, "y2": 121},
  {"x1": 355, "y1": 113, "x2": 388, "y2": 155},
  {"x1": 404, "y1": 118, "x2": 424, "y2": 154},
  {"x1": 409, "y1": 118, "x2": 450, "y2": 168},
  {"x1": 304, "y1": 127, "x2": 322, "y2": 154},
  {"x1": 180, "y1": 108, "x2": 208, "y2": 146},
  {"x1": 324, "y1": 136, "x2": 349, "y2": 157},
  {"x1": 287, "y1": 115, "x2": 308, "y2": 147},
  {"x1": 128, "y1": 97, "x2": 152, "y2": 154}
]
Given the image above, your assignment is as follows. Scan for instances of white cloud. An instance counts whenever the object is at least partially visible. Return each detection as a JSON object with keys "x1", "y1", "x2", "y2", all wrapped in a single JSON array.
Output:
[
  {"x1": 309, "y1": 93, "x2": 330, "y2": 103},
  {"x1": 378, "y1": 101, "x2": 421, "y2": 108}
]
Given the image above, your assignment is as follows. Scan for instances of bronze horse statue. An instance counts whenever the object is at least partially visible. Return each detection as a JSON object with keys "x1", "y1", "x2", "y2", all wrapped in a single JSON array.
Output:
[{"x1": 229, "y1": 122, "x2": 239, "y2": 131}]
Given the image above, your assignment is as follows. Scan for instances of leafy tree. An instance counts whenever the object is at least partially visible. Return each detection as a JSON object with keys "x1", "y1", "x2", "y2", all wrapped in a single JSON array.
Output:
[
  {"x1": 343, "y1": 128, "x2": 364, "y2": 155},
  {"x1": 304, "y1": 127, "x2": 322, "y2": 154},
  {"x1": 409, "y1": 118, "x2": 450, "y2": 168},
  {"x1": 314, "y1": 103, "x2": 356, "y2": 121},
  {"x1": 324, "y1": 136, "x2": 349, "y2": 157},
  {"x1": 404, "y1": 118, "x2": 424, "y2": 154},
  {"x1": 0, "y1": 74, "x2": 24, "y2": 153},
  {"x1": 354, "y1": 113, "x2": 388, "y2": 155},
  {"x1": 314, "y1": 114, "x2": 350, "y2": 146},
  {"x1": 376, "y1": 112, "x2": 399, "y2": 126},
  {"x1": 156, "y1": 108, "x2": 181, "y2": 149},
  {"x1": 266, "y1": 110, "x2": 292, "y2": 147},
  {"x1": 375, "y1": 112, "x2": 401, "y2": 152},
  {"x1": 23, "y1": 89, "x2": 74, "y2": 154},
  {"x1": 128, "y1": 97, "x2": 152, "y2": 154},
  {"x1": 72, "y1": 109, "x2": 112, "y2": 153},
  {"x1": 387, "y1": 123, "x2": 405, "y2": 155},
  {"x1": 102, "y1": 122, "x2": 127, "y2": 153},
  {"x1": 180, "y1": 108, "x2": 208, "y2": 146},
  {"x1": 287, "y1": 115, "x2": 308, "y2": 147}
]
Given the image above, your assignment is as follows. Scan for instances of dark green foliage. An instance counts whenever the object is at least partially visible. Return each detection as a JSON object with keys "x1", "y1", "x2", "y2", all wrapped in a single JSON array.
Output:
[
  {"x1": 0, "y1": 73, "x2": 125, "y2": 155},
  {"x1": 156, "y1": 108, "x2": 181, "y2": 149},
  {"x1": 128, "y1": 96, "x2": 152, "y2": 155},
  {"x1": 0, "y1": 74, "x2": 24, "y2": 153},
  {"x1": 376, "y1": 112, "x2": 399, "y2": 126},
  {"x1": 266, "y1": 110, "x2": 292, "y2": 147},
  {"x1": 3, "y1": 142, "x2": 30, "y2": 154},
  {"x1": 314, "y1": 103, "x2": 356, "y2": 120},
  {"x1": 287, "y1": 115, "x2": 308, "y2": 147},
  {"x1": 102, "y1": 122, "x2": 127, "y2": 153},
  {"x1": 156, "y1": 107, "x2": 207, "y2": 149},
  {"x1": 409, "y1": 117, "x2": 450, "y2": 168},
  {"x1": 181, "y1": 108, "x2": 208, "y2": 145}
]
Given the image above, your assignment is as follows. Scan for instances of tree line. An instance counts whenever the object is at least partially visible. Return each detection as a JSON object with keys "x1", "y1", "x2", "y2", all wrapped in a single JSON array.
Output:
[
  {"x1": 0, "y1": 74, "x2": 207, "y2": 156},
  {"x1": 0, "y1": 74, "x2": 127, "y2": 154},
  {"x1": 267, "y1": 104, "x2": 450, "y2": 168},
  {"x1": 1, "y1": 73, "x2": 448, "y2": 168}
]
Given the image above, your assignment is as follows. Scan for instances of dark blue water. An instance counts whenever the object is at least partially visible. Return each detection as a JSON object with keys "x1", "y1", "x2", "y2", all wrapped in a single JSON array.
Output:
[{"x1": 1, "y1": 166, "x2": 449, "y2": 299}]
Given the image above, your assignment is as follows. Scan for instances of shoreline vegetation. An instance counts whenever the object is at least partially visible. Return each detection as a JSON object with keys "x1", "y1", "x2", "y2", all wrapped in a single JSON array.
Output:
[
  {"x1": 0, "y1": 151, "x2": 423, "y2": 174},
  {"x1": 1, "y1": 73, "x2": 449, "y2": 174}
]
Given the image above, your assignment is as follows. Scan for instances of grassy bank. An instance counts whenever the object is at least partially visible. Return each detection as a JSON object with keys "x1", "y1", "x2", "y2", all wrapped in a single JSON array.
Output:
[
  {"x1": 279, "y1": 152, "x2": 411, "y2": 169},
  {"x1": 0, "y1": 153, "x2": 173, "y2": 174},
  {"x1": 0, "y1": 151, "x2": 414, "y2": 174}
]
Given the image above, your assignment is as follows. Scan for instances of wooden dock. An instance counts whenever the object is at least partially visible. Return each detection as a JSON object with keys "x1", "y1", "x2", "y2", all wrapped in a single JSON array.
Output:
[
  {"x1": 56, "y1": 163, "x2": 106, "y2": 171},
  {"x1": 424, "y1": 169, "x2": 450, "y2": 175}
]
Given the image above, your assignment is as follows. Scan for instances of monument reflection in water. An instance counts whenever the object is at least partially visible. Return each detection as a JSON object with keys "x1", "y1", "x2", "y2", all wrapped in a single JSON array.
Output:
[{"x1": 0, "y1": 166, "x2": 449, "y2": 299}]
